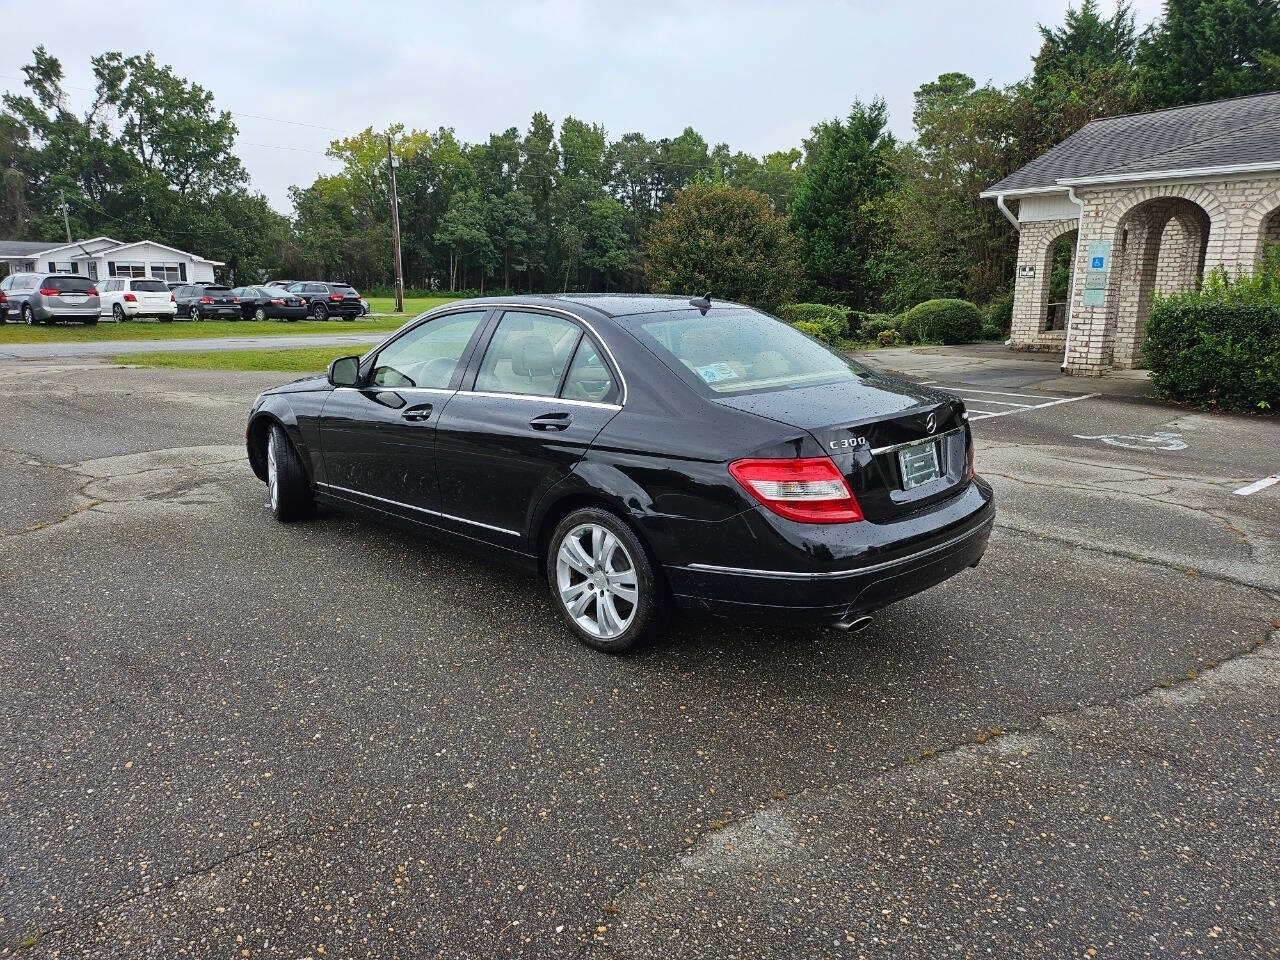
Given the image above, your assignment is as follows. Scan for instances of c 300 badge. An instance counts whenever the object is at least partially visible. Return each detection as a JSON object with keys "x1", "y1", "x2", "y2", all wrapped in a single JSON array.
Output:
[{"x1": 829, "y1": 436, "x2": 867, "y2": 451}]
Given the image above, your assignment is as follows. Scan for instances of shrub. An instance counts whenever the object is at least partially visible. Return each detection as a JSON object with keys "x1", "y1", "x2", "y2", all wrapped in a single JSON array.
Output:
[
  {"x1": 861, "y1": 316, "x2": 897, "y2": 340},
  {"x1": 981, "y1": 321, "x2": 1007, "y2": 342},
  {"x1": 899, "y1": 298, "x2": 983, "y2": 345},
  {"x1": 983, "y1": 292, "x2": 1014, "y2": 336},
  {"x1": 876, "y1": 329, "x2": 902, "y2": 348},
  {"x1": 1143, "y1": 261, "x2": 1280, "y2": 412},
  {"x1": 780, "y1": 303, "x2": 850, "y2": 342}
]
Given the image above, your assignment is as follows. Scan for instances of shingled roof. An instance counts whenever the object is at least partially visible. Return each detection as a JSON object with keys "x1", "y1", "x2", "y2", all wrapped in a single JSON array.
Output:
[{"x1": 983, "y1": 91, "x2": 1280, "y2": 196}]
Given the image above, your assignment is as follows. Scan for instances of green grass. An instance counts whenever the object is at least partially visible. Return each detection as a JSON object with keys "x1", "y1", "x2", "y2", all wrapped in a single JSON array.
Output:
[
  {"x1": 365, "y1": 295, "x2": 458, "y2": 315},
  {"x1": 111, "y1": 344, "x2": 379, "y2": 373},
  {"x1": 0, "y1": 316, "x2": 414, "y2": 344}
]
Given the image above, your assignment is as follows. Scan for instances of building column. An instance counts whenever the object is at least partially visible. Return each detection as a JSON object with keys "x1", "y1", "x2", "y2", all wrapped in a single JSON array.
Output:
[{"x1": 1062, "y1": 192, "x2": 1116, "y2": 376}]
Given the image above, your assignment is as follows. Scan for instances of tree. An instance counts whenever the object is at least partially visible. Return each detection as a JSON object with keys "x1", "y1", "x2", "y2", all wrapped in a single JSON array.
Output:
[
  {"x1": 1138, "y1": 0, "x2": 1280, "y2": 108},
  {"x1": 435, "y1": 188, "x2": 492, "y2": 291},
  {"x1": 1016, "y1": 0, "x2": 1141, "y2": 158},
  {"x1": 486, "y1": 189, "x2": 535, "y2": 290},
  {"x1": 790, "y1": 99, "x2": 898, "y2": 309},
  {"x1": 645, "y1": 183, "x2": 802, "y2": 311}
]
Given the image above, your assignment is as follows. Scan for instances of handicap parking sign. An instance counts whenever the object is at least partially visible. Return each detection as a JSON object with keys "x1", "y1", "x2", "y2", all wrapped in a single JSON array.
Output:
[{"x1": 1091, "y1": 255, "x2": 1105, "y2": 269}]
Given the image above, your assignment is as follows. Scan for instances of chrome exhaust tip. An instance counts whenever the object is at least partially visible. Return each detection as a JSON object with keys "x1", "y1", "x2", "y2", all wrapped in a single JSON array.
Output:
[{"x1": 831, "y1": 614, "x2": 873, "y2": 634}]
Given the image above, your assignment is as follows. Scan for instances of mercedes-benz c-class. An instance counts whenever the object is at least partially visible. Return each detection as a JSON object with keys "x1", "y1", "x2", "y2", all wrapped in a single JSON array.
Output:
[{"x1": 246, "y1": 295, "x2": 994, "y2": 652}]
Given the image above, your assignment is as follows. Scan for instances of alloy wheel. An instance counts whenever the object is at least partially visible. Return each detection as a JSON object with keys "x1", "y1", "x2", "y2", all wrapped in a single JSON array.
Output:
[
  {"x1": 23, "y1": 305, "x2": 33, "y2": 325},
  {"x1": 555, "y1": 523, "x2": 639, "y2": 640},
  {"x1": 266, "y1": 431, "x2": 279, "y2": 512},
  {"x1": 255, "y1": 306, "x2": 267, "y2": 321},
  {"x1": 190, "y1": 305, "x2": 201, "y2": 322}
]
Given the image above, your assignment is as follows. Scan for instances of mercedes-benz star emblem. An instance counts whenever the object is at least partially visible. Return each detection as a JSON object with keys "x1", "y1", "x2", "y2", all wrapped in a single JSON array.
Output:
[{"x1": 926, "y1": 412, "x2": 937, "y2": 434}]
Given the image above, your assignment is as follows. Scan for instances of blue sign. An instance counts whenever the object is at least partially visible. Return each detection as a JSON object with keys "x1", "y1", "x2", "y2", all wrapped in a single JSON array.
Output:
[{"x1": 1091, "y1": 256, "x2": 1105, "y2": 269}]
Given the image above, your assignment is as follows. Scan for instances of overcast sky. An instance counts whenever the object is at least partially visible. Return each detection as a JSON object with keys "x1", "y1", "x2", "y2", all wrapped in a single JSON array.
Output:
[{"x1": 0, "y1": 0, "x2": 1163, "y2": 213}]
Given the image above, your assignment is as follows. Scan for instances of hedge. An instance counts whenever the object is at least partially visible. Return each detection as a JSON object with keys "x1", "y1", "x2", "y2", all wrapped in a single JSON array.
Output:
[
  {"x1": 1143, "y1": 299, "x2": 1280, "y2": 412},
  {"x1": 779, "y1": 303, "x2": 850, "y2": 342},
  {"x1": 860, "y1": 315, "x2": 898, "y2": 340},
  {"x1": 900, "y1": 299, "x2": 983, "y2": 345}
]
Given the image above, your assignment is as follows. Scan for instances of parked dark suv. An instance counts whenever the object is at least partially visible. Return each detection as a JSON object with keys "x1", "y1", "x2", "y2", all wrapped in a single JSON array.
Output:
[
  {"x1": 173, "y1": 283, "x2": 240, "y2": 321},
  {"x1": 285, "y1": 281, "x2": 363, "y2": 320}
]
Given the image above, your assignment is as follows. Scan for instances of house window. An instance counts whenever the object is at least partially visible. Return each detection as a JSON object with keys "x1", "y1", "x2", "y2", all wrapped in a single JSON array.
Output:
[
  {"x1": 150, "y1": 262, "x2": 186, "y2": 283},
  {"x1": 113, "y1": 262, "x2": 146, "y2": 278},
  {"x1": 48, "y1": 260, "x2": 76, "y2": 273}
]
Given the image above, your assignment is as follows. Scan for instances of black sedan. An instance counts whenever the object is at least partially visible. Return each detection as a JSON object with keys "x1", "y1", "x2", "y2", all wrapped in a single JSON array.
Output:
[
  {"x1": 173, "y1": 283, "x2": 240, "y2": 321},
  {"x1": 231, "y1": 286, "x2": 308, "y2": 321},
  {"x1": 245, "y1": 295, "x2": 994, "y2": 653}
]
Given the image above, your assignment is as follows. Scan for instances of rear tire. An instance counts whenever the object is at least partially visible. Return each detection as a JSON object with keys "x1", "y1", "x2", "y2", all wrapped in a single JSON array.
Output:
[
  {"x1": 547, "y1": 507, "x2": 667, "y2": 653},
  {"x1": 112, "y1": 304, "x2": 125, "y2": 322},
  {"x1": 254, "y1": 306, "x2": 267, "y2": 322},
  {"x1": 22, "y1": 304, "x2": 34, "y2": 325},
  {"x1": 190, "y1": 305, "x2": 201, "y2": 322},
  {"x1": 312, "y1": 302, "x2": 329, "y2": 320},
  {"x1": 266, "y1": 424, "x2": 314, "y2": 523}
]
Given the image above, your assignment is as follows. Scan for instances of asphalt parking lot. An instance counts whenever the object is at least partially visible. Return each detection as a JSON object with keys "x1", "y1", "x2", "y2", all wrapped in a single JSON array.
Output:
[{"x1": 1, "y1": 346, "x2": 1277, "y2": 958}]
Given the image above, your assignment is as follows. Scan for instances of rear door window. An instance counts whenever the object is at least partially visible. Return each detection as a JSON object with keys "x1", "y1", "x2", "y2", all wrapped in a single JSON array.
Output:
[
  {"x1": 474, "y1": 311, "x2": 581, "y2": 398},
  {"x1": 560, "y1": 337, "x2": 618, "y2": 404}
]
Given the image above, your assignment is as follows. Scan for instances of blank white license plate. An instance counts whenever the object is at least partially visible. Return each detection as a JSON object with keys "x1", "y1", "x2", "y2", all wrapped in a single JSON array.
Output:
[
  {"x1": 61, "y1": 295, "x2": 86, "y2": 304},
  {"x1": 899, "y1": 441, "x2": 941, "y2": 490}
]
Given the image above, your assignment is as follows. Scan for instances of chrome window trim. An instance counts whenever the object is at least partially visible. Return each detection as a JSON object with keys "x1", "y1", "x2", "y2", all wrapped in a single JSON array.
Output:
[
  {"x1": 335, "y1": 385, "x2": 458, "y2": 397},
  {"x1": 683, "y1": 517, "x2": 991, "y2": 580},
  {"x1": 869, "y1": 426, "x2": 964, "y2": 456},
  {"x1": 467, "y1": 390, "x2": 621, "y2": 411},
  {"x1": 411, "y1": 301, "x2": 629, "y2": 406},
  {"x1": 316, "y1": 482, "x2": 522, "y2": 537}
]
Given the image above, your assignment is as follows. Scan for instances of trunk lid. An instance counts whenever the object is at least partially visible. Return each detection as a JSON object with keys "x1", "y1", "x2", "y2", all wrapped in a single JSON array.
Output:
[{"x1": 714, "y1": 375, "x2": 970, "y2": 521}]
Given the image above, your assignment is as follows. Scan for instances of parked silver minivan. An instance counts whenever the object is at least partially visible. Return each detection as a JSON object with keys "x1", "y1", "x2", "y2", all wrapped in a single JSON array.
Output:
[{"x1": 3, "y1": 272, "x2": 100, "y2": 325}]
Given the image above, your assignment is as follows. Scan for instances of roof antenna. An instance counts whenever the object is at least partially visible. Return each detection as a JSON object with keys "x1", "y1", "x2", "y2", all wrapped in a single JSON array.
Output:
[{"x1": 689, "y1": 292, "x2": 712, "y2": 315}]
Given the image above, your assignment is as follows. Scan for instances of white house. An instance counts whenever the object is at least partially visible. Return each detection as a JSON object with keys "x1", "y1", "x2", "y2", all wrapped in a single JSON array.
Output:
[{"x1": 0, "y1": 236, "x2": 222, "y2": 284}]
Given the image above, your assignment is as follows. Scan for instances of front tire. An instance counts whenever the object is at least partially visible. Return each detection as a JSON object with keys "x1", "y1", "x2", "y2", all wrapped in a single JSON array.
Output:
[
  {"x1": 547, "y1": 508, "x2": 667, "y2": 653},
  {"x1": 266, "y1": 424, "x2": 314, "y2": 523}
]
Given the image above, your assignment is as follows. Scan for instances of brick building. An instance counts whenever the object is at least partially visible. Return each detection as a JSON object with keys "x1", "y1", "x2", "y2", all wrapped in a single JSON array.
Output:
[{"x1": 982, "y1": 92, "x2": 1280, "y2": 375}]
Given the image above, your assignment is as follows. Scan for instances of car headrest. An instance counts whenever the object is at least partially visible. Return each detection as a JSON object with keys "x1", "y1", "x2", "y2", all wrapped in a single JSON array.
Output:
[{"x1": 512, "y1": 337, "x2": 557, "y2": 378}]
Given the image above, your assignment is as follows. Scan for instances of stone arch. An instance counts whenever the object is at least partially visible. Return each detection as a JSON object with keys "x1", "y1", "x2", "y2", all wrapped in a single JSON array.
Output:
[
  {"x1": 1009, "y1": 217, "x2": 1082, "y2": 352},
  {"x1": 1103, "y1": 194, "x2": 1212, "y2": 369},
  {"x1": 1241, "y1": 187, "x2": 1280, "y2": 266},
  {"x1": 1039, "y1": 226, "x2": 1078, "y2": 331}
]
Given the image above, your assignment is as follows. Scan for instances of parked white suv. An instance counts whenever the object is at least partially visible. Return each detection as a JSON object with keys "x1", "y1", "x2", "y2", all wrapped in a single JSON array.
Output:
[{"x1": 98, "y1": 277, "x2": 178, "y2": 322}]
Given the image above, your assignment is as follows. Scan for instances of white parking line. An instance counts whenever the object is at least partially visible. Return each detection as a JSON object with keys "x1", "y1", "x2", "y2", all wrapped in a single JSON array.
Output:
[
  {"x1": 1234, "y1": 473, "x2": 1280, "y2": 496},
  {"x1": 967, "y1": 393, "x2": 1099, "y2": 421},
  {"x1": 945, "y1": 386, "x2": 1074, "y2": 401}
]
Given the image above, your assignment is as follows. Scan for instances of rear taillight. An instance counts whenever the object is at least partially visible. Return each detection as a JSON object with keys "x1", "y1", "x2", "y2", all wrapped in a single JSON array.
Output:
[
  {"x1": 87, "y1": 288, "x2": 98, "y2": 296},
  {"x1": 329, "y1": 293, "x2": 343, "y2": 301},
  {"x1": 966, "y1": 436, "x2": 975, "y2": 480},
  {"x1": 170, "y1": 293, "x2": 176, "y2": 302},
  {"x1": 728, "y1": 457, "x2": 863, "y2": 524},
  {"x1": 271, "y1": 298, "x2": 285, "y2": 305},
  {"x1": 39, "y1": 287, "x2": 59, "y2": 296},
  {"x1": 199, "y1": 296, "x2": 214, "y2": 303},
  {"x1": 0, "y1": 292, "x2": 7, "y2": 304},
  {"x1": 231, "y1": 297, "x2": 240, "y2": 303},
  {"x1": 123, "y1": 292, "x2": 137, "y2": 302}
]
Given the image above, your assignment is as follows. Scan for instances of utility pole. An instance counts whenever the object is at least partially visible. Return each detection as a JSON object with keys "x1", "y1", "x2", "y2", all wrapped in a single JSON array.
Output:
[
  {"x1": 59, "y1": 192, "x2": 72, "y2": 244},
  {"x1": 386, "y1": 133, "x2": 404, "y2": 313}
]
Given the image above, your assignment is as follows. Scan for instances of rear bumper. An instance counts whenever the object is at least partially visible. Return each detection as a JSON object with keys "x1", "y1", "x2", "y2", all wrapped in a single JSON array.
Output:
[
  {"x1": 112, "y1": 301, "x2": 177, "y2": 317},
  {"x1": 664, "y1": 499, "x2": 994, "y2": 621}
]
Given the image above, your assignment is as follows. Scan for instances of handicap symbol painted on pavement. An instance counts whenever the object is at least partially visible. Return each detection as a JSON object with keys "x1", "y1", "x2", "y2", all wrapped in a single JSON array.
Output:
[{"x1": 1072, "y1": 431, "x2": 1188, "y2": 452}]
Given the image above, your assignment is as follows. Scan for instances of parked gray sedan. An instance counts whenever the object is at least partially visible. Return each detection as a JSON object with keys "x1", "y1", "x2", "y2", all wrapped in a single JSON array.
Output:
[{"x1": 3, "y1": 272, "x2": 100, "y2": 325}]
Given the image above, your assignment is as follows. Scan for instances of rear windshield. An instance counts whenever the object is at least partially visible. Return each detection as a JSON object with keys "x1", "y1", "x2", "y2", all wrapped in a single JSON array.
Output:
[
  {"x1": 631, "y1": 308, "x2": 867, "y2": 396},
  {"x1": 332, "y1": 284, "x2": 358, "y2": 295},
  {"x1": 45, "y1": 276, "x2": 94, "y2": 293},
  {"x1": 203, "y1": 285, "x2": 231, "y2": 293},
  {"x1": 131, "y1": 279, "x2": 169, "y2": 292}
]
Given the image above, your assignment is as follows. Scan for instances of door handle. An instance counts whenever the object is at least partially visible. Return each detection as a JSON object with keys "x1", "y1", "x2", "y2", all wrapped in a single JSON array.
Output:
[
  {"x1": 401, "y1": 402, "x2": 433, "y2": 422},
  {"x1": 529, "y1": 412, "x2": 572, "y2": 431}
]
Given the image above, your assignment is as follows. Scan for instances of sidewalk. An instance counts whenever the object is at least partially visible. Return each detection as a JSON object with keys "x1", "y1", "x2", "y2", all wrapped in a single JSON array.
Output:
[
  {"x1": 854, "y1": 342, "x2": 1160, "y2": 401},
  {"x1": 0, "y1": 331, "x2": 386, "y2": 361}
]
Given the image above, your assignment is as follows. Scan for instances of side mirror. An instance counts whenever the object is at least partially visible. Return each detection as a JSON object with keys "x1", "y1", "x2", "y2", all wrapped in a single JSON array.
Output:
[{"x1": 328, "y1": 355, "x2": 360, "y2": 387}]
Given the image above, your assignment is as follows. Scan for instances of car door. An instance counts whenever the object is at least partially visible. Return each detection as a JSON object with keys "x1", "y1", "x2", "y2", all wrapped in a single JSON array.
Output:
[
  {"x1": 433, "y1": 308, "x2": 622, "y2": 549},
  {"x1": 316, "y1": 308, "x2": 492, "y2": 517}
]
